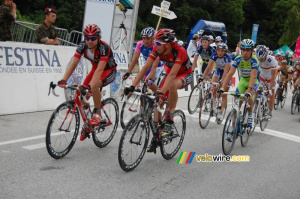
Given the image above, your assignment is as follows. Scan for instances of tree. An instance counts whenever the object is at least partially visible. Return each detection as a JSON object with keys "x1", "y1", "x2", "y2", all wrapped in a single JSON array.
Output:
[{"x1": 279, "y1": 6, "x2": 300, "y2": 45}]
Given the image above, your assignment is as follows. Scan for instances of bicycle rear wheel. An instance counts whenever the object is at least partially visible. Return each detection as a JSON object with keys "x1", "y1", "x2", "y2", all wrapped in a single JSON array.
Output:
[
  {"x1": 188, "y1": 85, "x2": 202, "y2": 114},
  {"x1": 222, "y1": 110, "x2": 237, "y2": 155},
  {"x1": 118, "y1": 115, "x2": 149, "y2": 172},
  {"x1": 160, "y1": 110, "x2": 186, "y2": 160},
  {"x1": 120, "y1": 94, "x2": 141, "y2": 129},
  {"x1": 92, "y1": 98, "x2": 119, "y2": 148},
  {"x1": 260, "y1": 99, "x2": 269, "y2": 131},
  {"x1": 46, "y1": 102, "x2": 80, "y2": 159},
  {"x1": 199, "y1": 93, "x2": 212, "y2": 129}
]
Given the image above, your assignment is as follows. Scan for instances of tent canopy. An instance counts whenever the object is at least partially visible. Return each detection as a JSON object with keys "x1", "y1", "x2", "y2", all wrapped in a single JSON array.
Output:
[
  {"x1": 273, "y1": 45, "x2": 294, "y2": 57},
  {"x1": 187, "y1": 20, "x2": 227, "y2": 48}
]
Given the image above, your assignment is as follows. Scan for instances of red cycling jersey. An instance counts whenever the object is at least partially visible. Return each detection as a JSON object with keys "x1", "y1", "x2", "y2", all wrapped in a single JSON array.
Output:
[
  {"x1": 74, "y1": 40, "x2": 117, "y2": 71},
  {"x1": 148, "y1": 42, "x2": 192, "y2": 74}
]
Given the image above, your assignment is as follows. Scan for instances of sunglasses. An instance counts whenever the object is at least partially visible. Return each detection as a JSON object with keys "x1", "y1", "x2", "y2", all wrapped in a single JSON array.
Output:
[
  {"x1": 85, "y1": 36, "x2": 98, "y2": 41},
  {"x1": 154, "y1": 40, "x2": 166, "y2": 46},
  {"x1": 241, "y1": 48, "x2": 252, "y2": 52}
]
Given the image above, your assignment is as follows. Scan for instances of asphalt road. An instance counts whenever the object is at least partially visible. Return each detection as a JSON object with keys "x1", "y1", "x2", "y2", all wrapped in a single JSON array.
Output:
[{"x1": 1, "y1": 89, "x2": 300, "y2": 199}]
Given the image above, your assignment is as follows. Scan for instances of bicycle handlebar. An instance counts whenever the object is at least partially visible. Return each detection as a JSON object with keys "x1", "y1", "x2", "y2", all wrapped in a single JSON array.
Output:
[{"x1": 124, "y1": 91, "x2": 164, "y2": 113}]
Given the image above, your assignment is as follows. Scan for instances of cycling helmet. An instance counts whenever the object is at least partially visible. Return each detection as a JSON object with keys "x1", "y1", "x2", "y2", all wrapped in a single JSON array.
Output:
[
  {"x1": 268, "y1": 50, "x2": 274, "y2": 56},
  {"x1": 240, "y1": 39, "x2": 255, "y2": 49},
  {"x1": 141, "y1": 27, "x2": 155, "y2": 37},
  {"x1": 84, "y1": 24, "x2": 101, "y2": 36},
  {"x1": 154, "y1": 29, "x2": 175, "y2": 42},
  {"x1": 255, "y1": 45, "x2": 268, "y2": 59},
  {"x1": 281, "y1": 60, "x2": 287, "y2": 64},
  {"x1": 216, "y1": 43, "x2": 228, "y2": 51},
  {"x1": 215, "y1": 36, "x2": 222, "y2": 41},
  {"x1": 201, "y1": 35, "x2": 210, "y2": 41}
]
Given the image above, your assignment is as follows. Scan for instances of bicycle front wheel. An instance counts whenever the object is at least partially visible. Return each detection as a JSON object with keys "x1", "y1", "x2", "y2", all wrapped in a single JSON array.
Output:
[
  {"x1": 281, "y1": 90, "x2": 287, "y2": 108},
  {"x1": 291, "y1": 94, "x2": 297, "y2": 114},
  {"x1": 240, "y1": 107, "x2": 250, "y2": 147},
  {"x1": 274, "y1": 88, "x2": 280, "y2": 110},
  {"x1": 188, "y1": 85, "x2": 202, "y2": 114},
  {"x1": 118, "y1": 115, "x2": 149, "y2": 172},
  {"x1": 199, "y1": 93, "x2": 212, "y2": 129},
  {"x1": 250, "y1": 100, "x2": 259, "y2": 136},
  {"x1": 120, "y1": 94, "x2": 141, "y2": 129},
  {"x1": 92, "y1": 98, "x2": 119, "y2": 148},
  {"x1": 160, "y1": 110, "x2": 186, "y2": 160},
  {"x1": 46, "y1": 102, "x2": 80, "y2": 159},
  {"x1": 260, "y1": 99, "x2": 269, "y2": 131},
  {"x1": 222, "y1": 110, "x2": 237, "y2": 155}
]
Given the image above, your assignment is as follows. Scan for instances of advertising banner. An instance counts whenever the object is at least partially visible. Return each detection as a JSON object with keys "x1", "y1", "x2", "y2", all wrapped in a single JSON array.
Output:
[
  {"x1": 251, "y1": 24, "x2": 259, "y2": 44},
  {"x1": 83, "y1": 0, "x2": 116, "y2": 43},
  {"x1": 294, "y1": 36, "x2": 300, "y2": 58}
]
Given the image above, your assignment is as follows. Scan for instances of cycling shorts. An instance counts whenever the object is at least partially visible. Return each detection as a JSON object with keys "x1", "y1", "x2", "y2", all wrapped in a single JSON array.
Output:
[
  {"x1": 83, "y1": 67, "x2": 116, "y2": 88},
  {"x1": 236, "y1": 77, "x2": 259, "y2": 94},
  {"x1": 259, "y1": 75, "x2": 276, "y2": 89}
]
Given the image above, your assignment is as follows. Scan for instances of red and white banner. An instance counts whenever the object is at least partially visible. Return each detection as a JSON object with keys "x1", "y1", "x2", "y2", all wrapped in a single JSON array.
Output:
[{"x1": 295, "y1": 36, "x2": 300, "y2": 58}]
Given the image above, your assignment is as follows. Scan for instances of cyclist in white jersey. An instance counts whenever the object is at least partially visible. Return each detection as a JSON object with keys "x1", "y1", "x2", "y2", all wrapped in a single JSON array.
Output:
[{"x1": 255, "y1": 45, "x2": 278, "y2": 118}]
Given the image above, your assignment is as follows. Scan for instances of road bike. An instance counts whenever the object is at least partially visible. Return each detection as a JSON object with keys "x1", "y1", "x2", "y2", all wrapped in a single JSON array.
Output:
[
  {"x1": 118, "y1": 84, "x2": 185, "y2": 172},
  {"x1": 198, "y1": 81, "x2": 226, "y2": 128},
  {"x1": 222, "y1": 92, "x2": 251, "y2": 155},
  {"x1": 46, "y1": 82, "x2": 119, "y2": 159}
]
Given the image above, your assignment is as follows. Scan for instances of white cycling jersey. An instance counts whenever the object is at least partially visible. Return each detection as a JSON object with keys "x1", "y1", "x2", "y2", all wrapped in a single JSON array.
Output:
[{"x1": 259, "y1": 55, "x2": 278, "y2": 80}]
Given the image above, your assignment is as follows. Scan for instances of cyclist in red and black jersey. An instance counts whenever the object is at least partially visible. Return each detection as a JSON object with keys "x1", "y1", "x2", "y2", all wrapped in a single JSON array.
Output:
[
  {"x1": 125, "y1": 29, "x2": 193, "y2": 152},
  {"x1": 58, "y1": 24, "x2": 117, "y2": 141}
]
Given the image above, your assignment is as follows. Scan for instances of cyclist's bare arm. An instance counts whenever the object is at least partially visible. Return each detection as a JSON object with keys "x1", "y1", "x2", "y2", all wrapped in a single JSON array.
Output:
[
  {"x1": 192, "y1": 55, "x2": 199, "y2": 71},
  {"x1": 221, "y1": 63, "x2": 231, "y2": 82},
  {"x1": 132, "y1": 57, "x2": 155, "y2": 87},
  {"x1": 160, "y1": 63, "x2": 181, "y2": 94},
  {"x1": 127, "y1": 52, "x2": 140, "y2": 74},
  {"x1": 147, "y1": 57, "x2": 160, "y2": 80},
  {"x1": 222, "y1": 66, "x2": 236, "y2": 88},
  {"x1": 62, "y1": 57, "x2": 80, "y2": 81},
  {"x1": 202, "y1": 60, "x2": 214, "y2": 79}
]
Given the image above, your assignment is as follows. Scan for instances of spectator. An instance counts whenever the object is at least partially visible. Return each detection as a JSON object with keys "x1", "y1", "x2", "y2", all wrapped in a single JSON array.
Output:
[
  {"x1": 187, "y1": 34, "x2": 199, "y2": 58},
  {"x1": 36, "y1": 8, "x2": 60, "y2": 45},
  {"x1": 0, "y1": 0, "x2": 17, "y2": 41},
  {"x1": 235, "y1": 41, "x2": 241, "y2": 55}
]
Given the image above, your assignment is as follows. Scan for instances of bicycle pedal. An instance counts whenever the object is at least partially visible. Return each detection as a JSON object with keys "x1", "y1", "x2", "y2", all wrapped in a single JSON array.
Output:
[{"x1": 100, "y1": 119, "x2": 107, "y2": 125}]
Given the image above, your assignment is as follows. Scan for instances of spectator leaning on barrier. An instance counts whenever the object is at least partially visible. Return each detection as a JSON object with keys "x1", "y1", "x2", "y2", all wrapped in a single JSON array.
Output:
[
  {"x1": 0, "y1": 0, "x2": 17, "y2": 41},
  {"x1": 187, "y1": 34, "x2": 199, "y2": 58},
  {"x1": 36, "y1": 8, "x2": 60, "y2": 45}
]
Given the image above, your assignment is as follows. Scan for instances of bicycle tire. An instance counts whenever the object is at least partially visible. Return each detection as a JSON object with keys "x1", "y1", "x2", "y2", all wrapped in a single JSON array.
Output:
[
  {"x1": 120, "y1": 94, "x2": 141, "y2": 129},
  {"x1": 260, "y1": 98, "x2": 269, "y2": 131},
  {"x1": 160, "y1": 109, "x2": 186, "y2": 160},
  {"x1": 240, "y1": 106, "x2": 250, "y2": 147},
  {"x1": 250, "y1": 100, "x2": 259, "y2": 136},
  {"x1": 291, "y1": 94, "x2": 297, "y2": 114},
  {"x1": 199, "y1": 93, "x2": 212, "y2": 129},
  {"x1": 274, "y1": 88, "x2": 280, "y2": 110},
  {"x1": 92, "y1": 98, "x2": 119, "y2": 148},
  {"x1": 222, "y1": 110, "x2": 237, "y2": 155},
  {"x1": 46, "y1": 102, "x2": 80, "y2": 159},
  {"x1": 187, "y1": 85, "x2": 202, "y2": 114},
  {"x1": 118, "y1": 114, "x2": 149, "y2": 172},
  {"x1": 281, "y1": 89, "x2": 286, "y2": 108}
]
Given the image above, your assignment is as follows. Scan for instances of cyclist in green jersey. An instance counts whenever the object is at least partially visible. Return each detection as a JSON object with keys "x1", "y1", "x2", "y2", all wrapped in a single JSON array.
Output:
[{"x1": 221, "y1": 39, "x2": 259, "y2": 129}]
